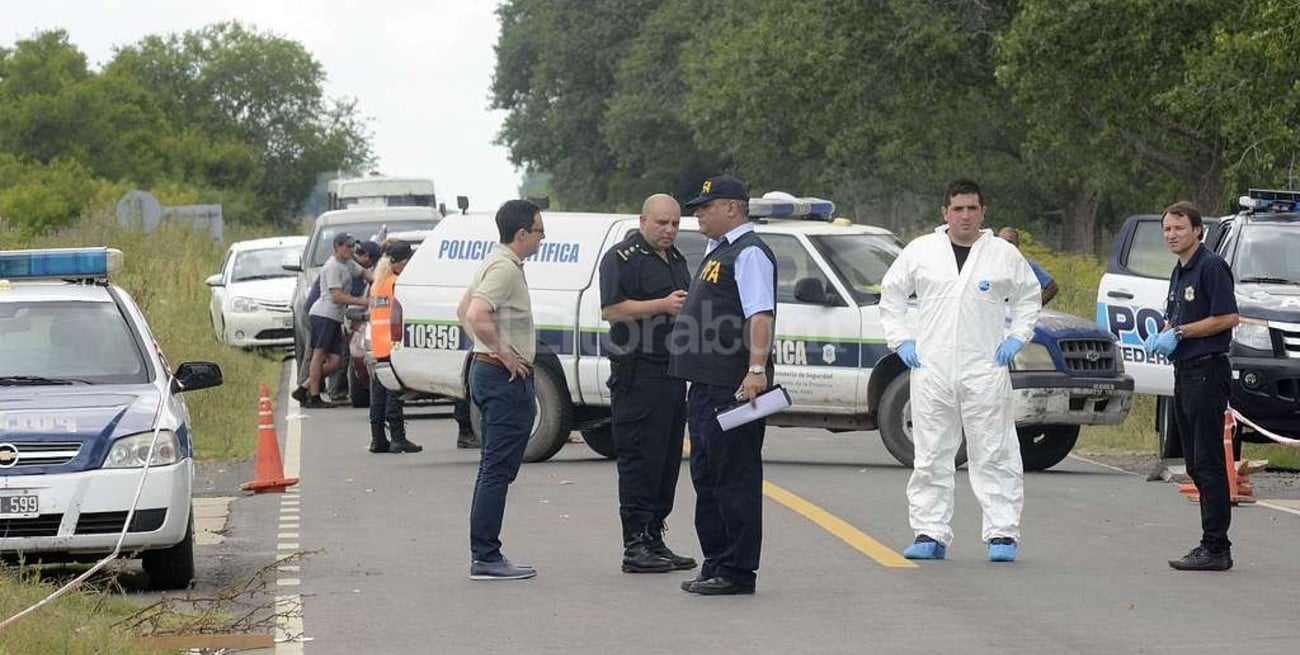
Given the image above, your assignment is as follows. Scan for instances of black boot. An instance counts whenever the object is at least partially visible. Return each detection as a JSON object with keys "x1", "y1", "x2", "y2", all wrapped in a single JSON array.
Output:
[
  {"x1": 649, "y1": 520, "x2": 697, "y2": 570},
  {"x1": 368, "y1": 424, "x2": 389, "y2": 454},
  {"x1": 456, "y1": 422, "x2": 480, "y2": 449},
  {"x1": 388, "y1": 421, "x2": 423, "y2": 454},
  {"x1": 622, "y1": 528, "x2": 674, "y2": 574}
]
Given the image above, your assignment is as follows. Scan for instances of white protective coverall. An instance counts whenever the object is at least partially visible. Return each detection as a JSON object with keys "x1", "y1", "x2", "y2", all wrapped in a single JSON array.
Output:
[{"x1": 879, "y1": 227, "x2": 1041, "y2": 545}]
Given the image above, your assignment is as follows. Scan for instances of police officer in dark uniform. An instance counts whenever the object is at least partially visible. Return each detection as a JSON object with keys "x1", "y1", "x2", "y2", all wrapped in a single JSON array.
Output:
[
  {"x1": 1144, "y1": 200, "x2": 1239, "y2": 571},
  {"x1": 598, "y1": 193, "x2": 697, "y2": 574},
  {"x1": 670, "y1": 175, "x2": 777, "y2": 596}
]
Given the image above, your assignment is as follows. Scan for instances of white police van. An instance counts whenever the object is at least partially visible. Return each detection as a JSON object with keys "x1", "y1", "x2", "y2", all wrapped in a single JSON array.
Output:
[
  {"x1": 380, "y1": 198, "x2": 1132, "y2": 470},
  {"x1": 0, "y1": 248, "x2": 223, "y2": 589},
  {"x1": 1096, "y1": 189, "x2": 1300, "y2": 454}
]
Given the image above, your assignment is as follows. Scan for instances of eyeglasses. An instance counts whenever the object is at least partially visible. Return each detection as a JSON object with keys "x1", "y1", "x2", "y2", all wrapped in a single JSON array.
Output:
[{"x1": 524, "y1": 225, "x2": 545, "y2": 236}]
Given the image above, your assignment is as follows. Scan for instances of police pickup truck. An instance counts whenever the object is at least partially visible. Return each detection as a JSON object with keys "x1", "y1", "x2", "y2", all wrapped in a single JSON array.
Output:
[
  {"x1": 380, "y1": 197, "x2": 1132, "y2": 470},
  {"x1": 1096, "y1": 189, "x2": 1300, "y2": 454},
  {"x1": 0, "y1": 248, "x2": 223, "y2": 589}
]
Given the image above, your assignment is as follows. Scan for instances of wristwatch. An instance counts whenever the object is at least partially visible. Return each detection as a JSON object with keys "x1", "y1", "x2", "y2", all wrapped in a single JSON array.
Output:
[
  {"x1": 747, "y1": 365, "x2": 765, "y2": 375},
  {"x1": 1173, "y1": 326, "x2": 1186, "y2": 340}
]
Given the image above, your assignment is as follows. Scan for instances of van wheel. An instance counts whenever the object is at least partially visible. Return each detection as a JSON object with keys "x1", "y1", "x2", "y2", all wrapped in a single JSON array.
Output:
[
  {"x1": 142, "y1": 512, "x2": 195, "y2": 590},
  {"x1": 468, "y1": 355, "x2": 573, "y2": 463},
  {"x1": 580, "y1": 425, "x2": 617, "y2": 459},
  {"x1": 1017, "y1": 425, "x2": 1079, "y2": 471},
  {"x1": 878, "y1": 372, "x2": 968, "y2": 469}
]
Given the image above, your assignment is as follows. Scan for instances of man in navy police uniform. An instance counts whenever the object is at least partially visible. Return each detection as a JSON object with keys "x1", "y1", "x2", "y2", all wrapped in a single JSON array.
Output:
[
  {"x1": 598, "y1": 193, "x2": 697, "y2": 575},
  {"x1": 1144, "y1": 200, "x2": 1239, "y2": 571},
  {"x1": 669, "y1": 174, "x2": 777, "y2": 595}
]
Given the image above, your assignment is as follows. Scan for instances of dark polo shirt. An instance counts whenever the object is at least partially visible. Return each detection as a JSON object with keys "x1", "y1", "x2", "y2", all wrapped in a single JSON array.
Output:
[{"x1": 1163, "y1": 244, "x2": 1237, "y2": 361}]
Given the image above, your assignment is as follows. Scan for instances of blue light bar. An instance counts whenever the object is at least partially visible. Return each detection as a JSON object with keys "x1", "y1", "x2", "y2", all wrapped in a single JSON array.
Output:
[
  {"x1": 749, "y1": 197, "x2": 836, "y2": 220},
  {"x1": 1242, "y1": 188, "x2": 1300, "y2": 212},
  {"x1": 0, "y1": 247, "x2": 123, "y2": 279}
]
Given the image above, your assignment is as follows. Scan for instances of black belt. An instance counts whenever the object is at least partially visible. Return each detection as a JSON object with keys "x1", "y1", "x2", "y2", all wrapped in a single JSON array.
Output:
[{"x1": 1173, "y1": 352, "x2": 1227, "y2": 369}]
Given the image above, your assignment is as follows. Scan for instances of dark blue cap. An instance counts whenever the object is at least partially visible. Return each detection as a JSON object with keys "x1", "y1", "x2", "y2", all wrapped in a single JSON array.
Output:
[{"x1": 683, "y1": 174, "x2": 749, "y2": 210}]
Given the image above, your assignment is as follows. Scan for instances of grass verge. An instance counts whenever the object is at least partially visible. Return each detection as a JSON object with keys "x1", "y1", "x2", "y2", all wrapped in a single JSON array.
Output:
[{"x1": 0, "y1": 572, "x2": 170, "y2": 655}]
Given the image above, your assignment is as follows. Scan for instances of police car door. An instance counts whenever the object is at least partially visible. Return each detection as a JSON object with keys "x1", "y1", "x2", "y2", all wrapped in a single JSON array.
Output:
[
  {"x1": 1097, "y1": 214, "x2": 1176, "y2": 394},
  {"x1": 758, "y1": 233, "x2": 861, "y2": 412}
]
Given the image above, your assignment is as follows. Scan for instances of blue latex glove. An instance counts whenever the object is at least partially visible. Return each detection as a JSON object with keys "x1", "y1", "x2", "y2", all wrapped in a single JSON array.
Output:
[
  {"x1": 995, "y1": 336, "x2": 1025, "y2": 367},
  {"x1": 1151, "y1": 329, "x2": 1179, "y2": 356},
  {"x1": 1143, "y1": 331, "x2": 1161, "y2": 355},
  {"x1": 898, "y1": 340, "x2": 921, "y2": 369}
]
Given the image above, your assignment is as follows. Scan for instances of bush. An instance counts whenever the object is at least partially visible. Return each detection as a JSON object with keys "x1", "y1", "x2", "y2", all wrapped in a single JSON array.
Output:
[{"x1": 0, "y1": 155, "x2": 99, "y2": 236}]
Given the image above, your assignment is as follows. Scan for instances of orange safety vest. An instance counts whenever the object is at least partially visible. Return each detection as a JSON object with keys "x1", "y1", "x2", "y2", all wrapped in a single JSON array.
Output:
[{"x1": 369, "y1": 273, "x2": 397, "y2": 359}]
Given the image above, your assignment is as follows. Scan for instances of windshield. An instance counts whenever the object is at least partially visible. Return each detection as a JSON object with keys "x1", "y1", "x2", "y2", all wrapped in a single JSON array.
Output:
[
  {"x1": 232, "y1": 246, "x2": 300, "y2": 282},
  {"x1": 809, "y1": 234, "x2": 902, "y2": 304},
  {"x1": 308, "y1": 219, "x2": 437, "y2": 268},
  {"x1": 0, "y1": 301, "x2": 149, "y2": 384},
  {"x1": 1232, "y1": 222, "x2": 1300, "y2": 284}
]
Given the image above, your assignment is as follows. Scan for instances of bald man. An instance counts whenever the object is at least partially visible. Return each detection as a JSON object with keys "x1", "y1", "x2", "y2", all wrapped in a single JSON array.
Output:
[
  {"x1": 998, "y1": 227, "x2": 1059, "y2": 306},
  {"x1": 598, "y1": 193, "x2": 697, "y2": 574}
]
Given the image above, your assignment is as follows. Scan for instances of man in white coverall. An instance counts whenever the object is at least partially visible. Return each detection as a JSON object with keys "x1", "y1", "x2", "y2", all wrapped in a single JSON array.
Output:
[{"x1": 879, "y1": 179, "x2": 1041, "y2": 562}]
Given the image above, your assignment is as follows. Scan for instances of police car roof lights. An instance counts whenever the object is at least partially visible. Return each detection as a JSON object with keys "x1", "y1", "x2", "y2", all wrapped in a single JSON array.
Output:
[
  {"x1": 0, "y1": 247, "x2": 123, "y2": 280},
  {"x1": 749, "y1": 192, "x2": 836, "y2": 221},
  {"x1": 1239, "y1": 188, "x2": 1300, "y2": 213}
]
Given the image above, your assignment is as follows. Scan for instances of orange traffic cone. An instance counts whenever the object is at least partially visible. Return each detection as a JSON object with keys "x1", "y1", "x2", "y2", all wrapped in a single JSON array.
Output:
[
  {"x1": 241, "y1": 383, "x2": 299, "y2": 493},
  {"x1": 1178, "y1": 409, "x2": 1256, "y2": 505}
]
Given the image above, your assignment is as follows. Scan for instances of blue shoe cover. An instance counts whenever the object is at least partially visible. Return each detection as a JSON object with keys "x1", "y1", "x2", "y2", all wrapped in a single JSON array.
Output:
[
  {"x1": 903, "y1": 540, "x2": 946, "y2": 560},
  {"x1": 987, "y1": 540, "x2": 1017, "y2": 562}
]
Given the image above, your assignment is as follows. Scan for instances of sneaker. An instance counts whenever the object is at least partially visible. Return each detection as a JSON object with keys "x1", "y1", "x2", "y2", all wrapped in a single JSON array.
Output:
[
  {"x1": 457, "y1": 430, "x2": 480, "y2": 449},
  {"x1": 987, "y1": 537, "x2": 1017, "y2": 562},
  {"x1": 470, "y1": 558, "x2": 537, "y2": 581},
  {"x1": 903, "y1": 535, "x2": 946, "y2": 560},
  {"x1": 291, "y1": 386, "x2": 308, "y2": 404},
  {"x1": 302, "y1": 396, "x2": 328, "y2": 409},
  {"x1": 1168, "y1": 546, "x2": 1232, "y2": 571}
]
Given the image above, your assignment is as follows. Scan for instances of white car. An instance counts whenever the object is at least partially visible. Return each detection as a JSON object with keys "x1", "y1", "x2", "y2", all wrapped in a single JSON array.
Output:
[{"x1": 206, "y1": 236, "x2": 308, "y2": 347}]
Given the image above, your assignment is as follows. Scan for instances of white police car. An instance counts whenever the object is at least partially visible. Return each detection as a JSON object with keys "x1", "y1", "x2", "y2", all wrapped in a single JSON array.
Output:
[
  {"x1": 0, "y1": 248, "x2": 222, "y2": 589},
  {"x1": 380, "y1": 197, "x2": 1132, "y2": 469}
]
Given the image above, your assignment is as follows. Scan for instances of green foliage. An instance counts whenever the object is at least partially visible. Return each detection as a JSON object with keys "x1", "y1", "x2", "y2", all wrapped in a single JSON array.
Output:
[
  {"x1": 0, "y1": 155, "x2": 100, "y2": 235},
  {"x1": 0, "y1": 24, "x2": 373, "y2": 234},
  {"x1": 493, "y1": 0, "x2": 1300, "y2": 253}
]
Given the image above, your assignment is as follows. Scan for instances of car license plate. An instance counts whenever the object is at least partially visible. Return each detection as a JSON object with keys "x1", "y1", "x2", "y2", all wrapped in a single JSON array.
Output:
[
  {"x1": 0, "y1": 492, "x2": 39, "y2": 519},
  {"x1": 281, "y1": 316, "x2": 293, "y2": 328}
]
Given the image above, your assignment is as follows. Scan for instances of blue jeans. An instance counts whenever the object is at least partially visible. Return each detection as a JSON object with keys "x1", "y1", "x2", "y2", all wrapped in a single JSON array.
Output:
[{"x1": 468, "y1": 361, "x2": 535, "y2": 562}]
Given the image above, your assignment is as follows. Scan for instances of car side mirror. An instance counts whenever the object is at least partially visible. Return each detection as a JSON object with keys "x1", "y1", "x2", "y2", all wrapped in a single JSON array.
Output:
[
  {"x1": 793, "y1": 278, "x2": 830, "y2": 305},
  {"x1": 282, "y1": 259, "x2": 303, "y2": 273},
  {"x1": 171, "y1": 361, "x2": 223, "y2": 393},
  {"x1": 204, "y1": 274, "x2": 223, "y2": 287}
]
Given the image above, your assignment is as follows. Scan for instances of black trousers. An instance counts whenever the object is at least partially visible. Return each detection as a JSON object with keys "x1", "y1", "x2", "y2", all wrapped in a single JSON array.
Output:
[
  {"x1": 1172, "y1": 354, "x2": 1232, "y2": 553},
  {"x1": 611, "y1": 372, "x2": 687, "y2": 539},
  {"x1": 687, "y1": 382, "x2": 765, "y2": 588},
  {"x1": 369, "y1": 372, "x2": 404, "y2": 438}
]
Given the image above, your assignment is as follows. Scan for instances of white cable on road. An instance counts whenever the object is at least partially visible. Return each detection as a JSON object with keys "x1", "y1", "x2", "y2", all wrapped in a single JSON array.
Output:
[{"x1": 0, "y1": 373, "x2": 173, "y2": 632}]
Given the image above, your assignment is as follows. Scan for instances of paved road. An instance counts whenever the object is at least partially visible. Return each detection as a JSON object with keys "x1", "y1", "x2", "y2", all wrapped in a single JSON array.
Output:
[{"x1": 252, "y1": 371, "x2": 1300, "y2": 655}]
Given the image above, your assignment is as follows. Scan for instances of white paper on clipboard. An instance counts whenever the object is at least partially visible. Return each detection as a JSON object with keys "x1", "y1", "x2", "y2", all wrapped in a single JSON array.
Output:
[{"x1": 715, "y1": 385, "x2": 792, "y2": 431}]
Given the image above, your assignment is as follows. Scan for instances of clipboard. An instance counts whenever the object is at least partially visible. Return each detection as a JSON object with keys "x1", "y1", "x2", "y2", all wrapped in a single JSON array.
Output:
[{"x1": 715, "y1": 385, "x2": 792, "y2": 431}]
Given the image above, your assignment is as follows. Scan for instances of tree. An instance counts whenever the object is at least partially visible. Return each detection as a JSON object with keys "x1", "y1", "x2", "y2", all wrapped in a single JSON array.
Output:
[
  {"x1": 492, "y1": 0, "x2": 664, "y2": 209},
  {"x1": 997, "y1": 0, "x2": 1263, "y2": 217},
  {"x1": 106, "y1": 21, "x2": 373, "y2": 223}
]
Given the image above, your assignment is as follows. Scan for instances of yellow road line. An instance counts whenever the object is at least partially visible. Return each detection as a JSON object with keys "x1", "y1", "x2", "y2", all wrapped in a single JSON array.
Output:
[
  {"x1": 683, "y1": 437, "x2": 914, "y2": 568},
  {"x1": 762, "y1": 480, "x2": 917, "y2": 568}
]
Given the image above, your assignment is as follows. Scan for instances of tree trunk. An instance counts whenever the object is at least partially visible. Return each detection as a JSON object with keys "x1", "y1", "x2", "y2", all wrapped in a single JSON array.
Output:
[{"x1": 1060, "y1": 188, "x2": 1100, "y2": 254}]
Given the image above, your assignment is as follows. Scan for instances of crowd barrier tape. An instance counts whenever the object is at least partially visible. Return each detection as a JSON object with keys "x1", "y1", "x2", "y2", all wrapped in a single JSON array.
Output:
[{"x1": 1230, "y1": 406, "x2": 1300, "y2": 447}]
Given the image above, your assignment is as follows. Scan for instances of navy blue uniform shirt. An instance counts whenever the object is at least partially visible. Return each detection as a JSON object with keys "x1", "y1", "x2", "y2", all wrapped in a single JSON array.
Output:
[
  {"x1": 1163, "y1": 244, "x2": 1237, "y2": 361},
  {"x1": 598, "y1": 231, "x2": 692, "y2": 364}
]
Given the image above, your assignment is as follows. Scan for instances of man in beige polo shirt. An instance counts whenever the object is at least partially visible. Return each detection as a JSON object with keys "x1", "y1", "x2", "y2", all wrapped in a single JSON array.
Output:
[{"x1": 456, "y1": 199, "x2": 544, "y2": 581}]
